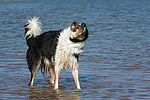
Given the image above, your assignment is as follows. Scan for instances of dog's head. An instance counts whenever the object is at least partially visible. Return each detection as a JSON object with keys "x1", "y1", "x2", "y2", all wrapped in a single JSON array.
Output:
[{"x1": 69, "y1": 22, "x2": 88, "y2": 42}]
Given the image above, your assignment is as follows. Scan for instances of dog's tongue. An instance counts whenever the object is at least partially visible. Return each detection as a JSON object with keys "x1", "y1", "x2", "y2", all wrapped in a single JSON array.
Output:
[{"x1": 75, "y1": 24, "x2": 80, "y2": 29}]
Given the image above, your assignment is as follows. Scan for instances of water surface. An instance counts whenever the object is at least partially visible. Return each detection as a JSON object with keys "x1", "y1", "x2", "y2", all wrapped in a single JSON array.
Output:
[{"x1": 1, "y1": 0, "x2": 150, "y2": 99}]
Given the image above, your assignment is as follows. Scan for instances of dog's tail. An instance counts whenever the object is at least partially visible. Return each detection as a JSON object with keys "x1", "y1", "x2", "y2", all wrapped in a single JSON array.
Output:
[{"x1": 24, "y1": 17, "x2": 42, "y2": 41}]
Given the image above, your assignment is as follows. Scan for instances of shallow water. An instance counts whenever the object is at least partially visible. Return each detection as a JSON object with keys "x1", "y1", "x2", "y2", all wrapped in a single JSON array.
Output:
[{"x1": 1, "y1": 0, "x2": 150, "y2": 99}]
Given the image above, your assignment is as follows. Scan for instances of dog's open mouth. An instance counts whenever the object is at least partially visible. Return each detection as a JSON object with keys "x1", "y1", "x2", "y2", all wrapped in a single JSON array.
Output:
[
  {"x1": 71, "y1": 22, "x2": 86, "y2": 32},
  {"x1": 75, "y1": 24, "x2": 81, "y2": 29},
  {"x1": 70, "y1": 22, "x2": 88, "y2": 42}
]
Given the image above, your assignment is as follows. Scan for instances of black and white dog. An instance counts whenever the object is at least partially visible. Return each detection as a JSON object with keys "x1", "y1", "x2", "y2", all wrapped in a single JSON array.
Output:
[{"x1": 24, "y1": 17, "x2": 88, "y2": 90}]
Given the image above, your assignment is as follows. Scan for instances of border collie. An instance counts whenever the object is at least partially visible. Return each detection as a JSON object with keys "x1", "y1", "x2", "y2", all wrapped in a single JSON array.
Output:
[{"x1": 24, "y1": 17, "x2": 88, "y2": 90}]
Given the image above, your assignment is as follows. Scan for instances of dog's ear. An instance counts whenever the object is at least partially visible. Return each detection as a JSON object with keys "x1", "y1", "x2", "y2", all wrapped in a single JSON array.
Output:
[
  {"x1": 71, "y1": 22, "x2": 77, "y2": 26},
  {"x1": 70, "y1": 22, "x2": 77, "y2": 32}
]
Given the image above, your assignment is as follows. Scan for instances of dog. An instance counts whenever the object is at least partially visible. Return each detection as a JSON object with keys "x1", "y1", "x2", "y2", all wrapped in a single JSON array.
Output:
[{"x1": 24, "y1": 17, "x2": 88, "y2": 90}]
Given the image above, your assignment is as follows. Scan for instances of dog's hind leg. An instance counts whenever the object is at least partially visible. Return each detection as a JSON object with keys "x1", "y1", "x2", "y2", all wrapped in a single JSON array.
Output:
[
  {"x1": 28, "y1": 60, "x2": 41, "y2": 87},
  {"x1": 72, "y1": 68, "x2": 81, "y2": 90},
  {"x1": 49, "y1": 68, "x2": 55, "y2": 84}
]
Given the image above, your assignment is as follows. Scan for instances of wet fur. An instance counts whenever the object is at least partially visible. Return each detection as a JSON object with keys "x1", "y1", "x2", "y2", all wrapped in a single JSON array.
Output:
[{"x1": 24, "y1": 17, "x2": 88, "y2": 89}]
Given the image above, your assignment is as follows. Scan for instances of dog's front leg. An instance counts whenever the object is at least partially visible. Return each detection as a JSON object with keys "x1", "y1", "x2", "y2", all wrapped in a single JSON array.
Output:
[
  {"x1": 54, "y1": 65, "x2": 61, "y2": 90},
  {"x1": 72, "y1": 68, "x2": 81, "y2": 90}
]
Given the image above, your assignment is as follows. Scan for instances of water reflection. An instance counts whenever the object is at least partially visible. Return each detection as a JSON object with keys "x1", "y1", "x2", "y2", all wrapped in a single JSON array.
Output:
[{"x1": 28, "y1": 86, "x2": 81, "y2": 100}]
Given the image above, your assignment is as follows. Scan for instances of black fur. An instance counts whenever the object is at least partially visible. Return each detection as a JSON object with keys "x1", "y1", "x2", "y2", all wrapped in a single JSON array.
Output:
[
  {"x1": 26, "y1": 30, "x2": 61, "y2": 72},
  {"x1": 74, "y1": 53, "x2": 80, "y2": 62}
]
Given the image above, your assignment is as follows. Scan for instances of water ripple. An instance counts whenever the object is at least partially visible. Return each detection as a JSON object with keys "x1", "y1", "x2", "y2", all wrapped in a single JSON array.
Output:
[{"x1": 1, "y1": 0, "x2": 150, "y2": 99}]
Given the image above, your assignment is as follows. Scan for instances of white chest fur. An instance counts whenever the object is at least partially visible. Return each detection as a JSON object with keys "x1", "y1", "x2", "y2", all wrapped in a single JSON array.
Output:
[{"x1": 54, "y1": 27, "x2": 85, "y2": 70}]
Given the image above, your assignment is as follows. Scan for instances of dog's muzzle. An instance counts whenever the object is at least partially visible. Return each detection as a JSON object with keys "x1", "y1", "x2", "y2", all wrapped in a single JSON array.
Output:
[{"x1": 70, "y1": 22, "x2": 88, "y2": 42}]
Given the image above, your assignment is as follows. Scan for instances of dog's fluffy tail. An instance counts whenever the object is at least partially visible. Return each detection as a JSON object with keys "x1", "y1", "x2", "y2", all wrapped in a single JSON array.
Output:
[{"x1": 24, "y1": 17, "x2": 42, "y2": 40}]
